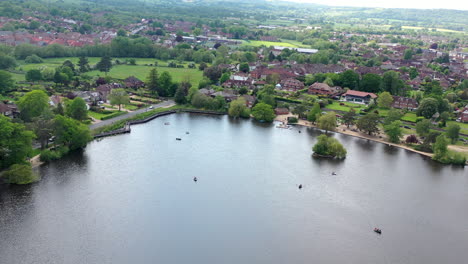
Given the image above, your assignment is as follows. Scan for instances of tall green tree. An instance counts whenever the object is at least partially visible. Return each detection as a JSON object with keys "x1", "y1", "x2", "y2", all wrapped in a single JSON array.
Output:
[
  {"x1": 317, "y1": 111, "x2": 337, "y2": 133},
  {"x1": 359, "y1": 73, "x2": 382, "y2": 93},
  {"x1": 146, "y1": 68, "x2": 159, "y2": 95},
  {"x1": 0, "y1": 115, "x2": 35, "y2": 170},
  {"x1": 381, "y1": 71, "x2": 404, "y2": 96},
  {"x1": 78, "y1": 56, "x2": 90, "y2": 72},
  {"x1": 357, "y1": 113, "x2": 380, "y2": 135},
  {"x1": 384, "y1": 120, "x2": 403, "y2": 143},
  {"x1": 417, "y1": 97, "x2": 439, "y2": 119},
  {"x1": 159, "y1": 71, "x2": 175, "y2": 97},
  {"x1": 0, "y1": 70, "x2": 15, "y2": 94},
  {"x1": 416, "y1": 119, "x2": 432, "y2": 137},
  {"x1": 446, "y1": 123, "x2": 460, "y2": 144},
  {"x1": 307, "y1": 103, "x2": 321, "y2": 123},
  {"x1": 312, "y1": 134, "x2": 347, "y2": 159},
  {"x1": 108, "y1": 88, "x2": 130, "y2": 111},
  {"x1": 433, "y1": 135, "x2": 449, "y2": 160},
  {"x1": 383, "y1": 109, "x2": 403, "y2": 125},
  {"x1": 342, "y1": 108, "x2": 357, "y2": 128},
  {"x1": 18, "y1": 90, "x2": 50, "y2": 122},
  {"x1": 228, "y1": 97, "x2": 249, "y2": 118},
  {"x1": 377, "y1": 91, "x2": 394, "y2": 109},
  {"x1": 53, "y1": 115, "x2": 92, "y2": 150},
  {"x1": 339, "y1": 70, "x2": 359, "y2": 90},
  {"x1": 66, "y1": 97, "x2": 88, "y2": 121},
  {"x1": 25, "y1": 69, "x2": 43, "y2": 82},
  {"x1": 30, "y1": 115, "x2": 54, "y2": 150},
  {"x1": 251, "y1": 103, "x2": 275, "y2": 122},
  {"x1": 96, "y1": 56, "x2": 112, "y2": 75}
]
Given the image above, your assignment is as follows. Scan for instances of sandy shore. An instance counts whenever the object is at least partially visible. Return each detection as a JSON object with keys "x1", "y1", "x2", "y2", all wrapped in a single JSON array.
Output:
[
  {"x1": 274, "y1": 114, "x2": 434, "y2": 158},
  {"x1": 30, "y1": 154, "x2": 44, "y2": 168}
]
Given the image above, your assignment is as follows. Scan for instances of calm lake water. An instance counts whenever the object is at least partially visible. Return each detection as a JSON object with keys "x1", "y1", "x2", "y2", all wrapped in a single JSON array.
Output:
[{"x1": 0, "y1": 113, "x2": 467, "y2": 264}]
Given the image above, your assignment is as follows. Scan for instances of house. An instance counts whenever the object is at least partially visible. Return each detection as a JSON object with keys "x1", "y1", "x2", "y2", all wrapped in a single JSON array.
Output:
[
  {"x1": 279, "y1": 78, "x2": 304, "y2": 92},
  {"x1": 96, "y1": 83, "x2": 123, "y2": 102},
  {"x1": 275, "y1": 108, "x2": 289, "y2": 115},
  {"x1": 460, "y1": 107, "x2": 468, "y2": 123},
  {"x1": 392, "y1": 96, "x2": 418, "y2": 110},
  {"x1": 242, "y1": 95, "x2": 256, "y2": 108},
  {"x1": 124, "y1": 76, "x2": 144, "y2": 89},
  {"x1": 342, "y1": 90, "x2": 377, "y2": 104},
  {"x1": 211, "y1": 90, "x2": 238, "y2": 102},
  {"x1": 308, "y1": 83, "x2": 344, "y2": 98},
  {"x1": 0, "y1": 102, "x2": 19, "y2": 118}
]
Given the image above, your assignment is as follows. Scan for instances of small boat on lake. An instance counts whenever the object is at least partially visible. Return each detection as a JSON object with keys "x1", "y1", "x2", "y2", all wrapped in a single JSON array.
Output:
[
  {"x1": 193, "y1": 177, "x2": 197, "y2": 182},
  {"x1": 164, "y1": 122, "x2": 170, "y2": 125},
  {"x1": 332, "y1": 172, "x2": 337, "y2": 175},
  {"x1": 186, "y1": 132, "x2": 190, "y2": 134},
  {"x1": 176, "y1": 138, "x2": 181, "y2": 141},
  {"x1": 374, "y1": 228, "x2": 382, "y2": 234},
  {"x1": 298, "y1": 184, "x2": 302, "y2": 189}
]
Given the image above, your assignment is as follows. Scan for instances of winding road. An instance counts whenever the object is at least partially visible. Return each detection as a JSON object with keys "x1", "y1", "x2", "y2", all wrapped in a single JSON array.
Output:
[{"x1": 89, "y1": 100, "x2": 175, "y2": 130}]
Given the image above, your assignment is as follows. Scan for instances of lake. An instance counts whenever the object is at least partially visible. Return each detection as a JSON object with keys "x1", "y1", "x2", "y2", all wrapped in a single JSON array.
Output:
[{"x1": 0, "y1": 113, "x2": 466, "y2": 264}]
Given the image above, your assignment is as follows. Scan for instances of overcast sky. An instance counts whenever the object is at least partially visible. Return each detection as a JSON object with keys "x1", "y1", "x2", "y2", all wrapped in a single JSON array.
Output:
[{"x1": 284, "y1": 0, "x2": 468, "y2": 11}]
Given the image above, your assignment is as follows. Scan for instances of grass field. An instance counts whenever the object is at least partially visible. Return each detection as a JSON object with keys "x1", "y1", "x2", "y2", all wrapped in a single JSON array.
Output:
[
  {"x1": 401, "y1": 113, "x2": 418, "y2": 123},
  {"x1": 325, "y1": 101, "x2": 367, "y2": 113},
  {"x1": 242, "y1": 40, "x2": 299, "y2": 48},
  {"x1": 401, "y1": 26, "x2": 464, "y2": 33},
  {"x1": 17, "y1": 57, "x2": 204, "y2": 87}
]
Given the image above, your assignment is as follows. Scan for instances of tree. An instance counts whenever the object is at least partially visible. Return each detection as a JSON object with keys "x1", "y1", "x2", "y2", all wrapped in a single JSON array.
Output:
[
  {"x1": 239, "y1": 62, "x2": 250, "y2": 73},
  {"x1": 25, "y1": 69, "x2": 43, "y2": 82},
  {"x1": 219, "y1": 72, "x2": 230, "y2": 84},
  {"x1": 433, "y1": 135, "x2": 449, "y2": 160},
  {"x1": 339, "y1": 70, "x2": 359, "y2": 90},
  {"x1": 266, "y1": 73, "x2": 280, "y2": 85},
  {"x1": 66, "y1": 97, "x2": 88, "y2": 121},
  {"x1": 383, "y1": 109, "x2": 403, "y2": 125},
  {"x1": 417, "y1": 97, "x2": 439, "y2": 119},
  {"x1": 228, "y1": 98, "x2": 249, "y2": 118},
  {"x1": 159, "y1": 71, "x2": 175, "y2": 97},
  {"x1": 409, "y1": 67, "x2": 419, "y2": 79},
  {"x1": 403, "y1": 49, "x2": 413, "y2": 60},
  {"x1": 18, "y1": 90, "x2": 50, "y2": 122},
  {"x1": 292, "y1": 102, "x2": 309, "y2": 119},
  {"x1": 0, "y1": 115, "x2": 35, "y2": 170},
  {"x1": 317, "y1": 111, "x2": 337, "y2": 133},
  {"x1": 342, "y1": 108, "x2": 357, "y2": 128},
  {"x1": 203, "y1": 66, "x2": 222, "y2": 83},
  {"x1": 146, "y1": 68, "x2": 159, "y2": 95},
  {"x1": 359, "y1": 73, "x2": 382, "y2": 93},
  {"x1": 446, "y1": 123, "x2": 460, "y2": 144},
  {"x1": 251, "y1": 103, "x2": 275, "y2": 122},
  {"x1": 307, "y1": 103, "x2": 321, "y2": 123},
  {"x1": 174, "y1": 82, "x2": 190, "y2": 104},
  {"x1": 30, "y1": 115, "x2": 54, "y2": 150},
  {"x1": 377, "y1": 91, "x2": 393, "y2": 109},
  {"x1": 357, "y1": 113, "x2": 380, "y2": 135},
  {"x1": 416, "y1": 119, "x2": 432, "y2": 137},
  {"x1": 384, "y1": 120, "x2": 403, "y2": 143},
  {"x1": 53, "y1": 115, "x2": 92, "y2": 150},
  {"x1": 381, "y1": 71, "x2": 404, "y2": 95},
  {"x1": 78, "y1": 56, "x2": 90, "y2": 72},
  {"x1": 0, "y1": 70, "x2": 14, "y2": 94},
  {"x1": 108, "y1": 88, "x2": 129, "y2": 111},
  {"x1": 312, "y1": 134, "x2": 347, "y2": 159},
  {"x1": 0, "y1": 54, "x2": 16, "y2": 69},
  {"x1": 1, "y1": 164, "x2": 38, "y2": 185},
  {"x1": 24, "y1": 54, "x2": 43, "y2": 63},
  {"x1": 96, "y1": 56, "x2": 112, "y2": 75}
]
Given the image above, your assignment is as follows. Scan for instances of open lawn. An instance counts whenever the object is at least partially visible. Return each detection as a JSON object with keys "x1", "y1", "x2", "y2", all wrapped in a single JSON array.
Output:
[
  {"x1": 401, "y1": 112, "x2": 418, "y2": 123},
  {"x1": 242, "y1": 40, "x2": 299, "y2": 48},
  {"x1": 16, "y1": 57, "x2": 203, "y2": 87},
  {"x1": 401, "y1": 26, "x2": 464, "y2": 33},
  {"x1": 325, "y1": 101, "x2": 367, "y2": 113}
]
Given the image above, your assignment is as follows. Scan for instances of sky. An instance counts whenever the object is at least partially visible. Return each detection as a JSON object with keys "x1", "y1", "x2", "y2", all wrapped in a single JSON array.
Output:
[{"x1": 283, "y1": 0, "x2": 468, "y2": 11}]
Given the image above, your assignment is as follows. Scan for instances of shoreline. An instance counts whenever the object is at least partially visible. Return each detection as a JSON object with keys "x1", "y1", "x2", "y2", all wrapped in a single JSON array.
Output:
[{"x1": 274, "y1": 114, "x2": 434, "y2": 159}]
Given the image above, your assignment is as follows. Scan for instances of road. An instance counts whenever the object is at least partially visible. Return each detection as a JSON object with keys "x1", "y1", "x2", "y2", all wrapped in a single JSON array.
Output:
[{"x1": 89, "y1": 100, "x2": 175, "y2": 130}]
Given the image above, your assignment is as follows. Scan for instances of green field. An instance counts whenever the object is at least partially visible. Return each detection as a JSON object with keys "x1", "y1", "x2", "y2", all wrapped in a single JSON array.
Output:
[
  {"x1": 242, "y1": 40, "x2": 299, "y2": 48},
  {"x1": 325, "y1": 101, "x2": 367, "y2": 113},
  {"x1": 17, "y1": 57, "x2": 204, "y2": 87},
  {"x1": 401, "y1": 112, "x2": 418, "y2": 123}
]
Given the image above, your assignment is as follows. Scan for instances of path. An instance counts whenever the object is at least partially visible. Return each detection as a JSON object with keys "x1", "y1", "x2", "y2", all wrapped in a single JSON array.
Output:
[{"x1": 89, "y1": 100, "x2": 175, "y2": 130}]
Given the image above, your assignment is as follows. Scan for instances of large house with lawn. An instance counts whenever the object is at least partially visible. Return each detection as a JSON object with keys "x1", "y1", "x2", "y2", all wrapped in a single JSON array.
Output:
[
  {"x1": 342, "y1": 90, "x2": 377, "y2": 104},
  {"x1": 308, "y1": 82, "x2": 344, "y2": 98}
]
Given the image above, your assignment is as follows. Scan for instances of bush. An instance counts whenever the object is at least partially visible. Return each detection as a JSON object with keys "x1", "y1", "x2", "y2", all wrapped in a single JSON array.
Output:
[
  {"x1": 312, "y1": 134, "x2": 347, "y2": 159},
  {"x1": 24, "y1": 54, "x2": 43, "y2": 64},
  {"x1": 287, "y1": 117, "x2": 298, "y2": 124},
  {"x1": 413, "y1": 144, "x2": 433, "y2": 153},
  {"x1": 40, "y1": 147, "x2": 70, "y2": 162},
  {"x1": 406, "y1": 134, "x2": 419, "y2": 144},
  {"x1": 1, "y1": 164, "x2": 39, "y2": 184}
]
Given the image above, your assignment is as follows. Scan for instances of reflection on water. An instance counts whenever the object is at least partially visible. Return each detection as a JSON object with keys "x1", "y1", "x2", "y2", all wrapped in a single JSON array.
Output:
[{"x1": 0, "y1": 113, "x2": 466, "y2": 264}]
